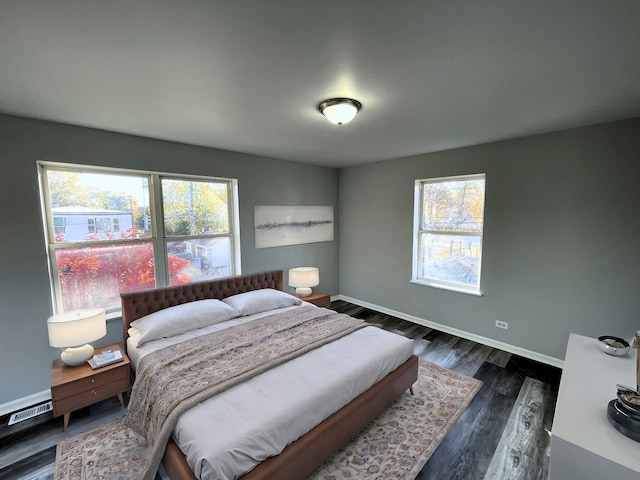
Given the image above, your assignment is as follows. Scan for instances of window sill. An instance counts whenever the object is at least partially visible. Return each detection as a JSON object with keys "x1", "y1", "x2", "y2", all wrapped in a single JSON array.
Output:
[{"x1": 409, "y1": 279, "x2": 483, "y2": 296}]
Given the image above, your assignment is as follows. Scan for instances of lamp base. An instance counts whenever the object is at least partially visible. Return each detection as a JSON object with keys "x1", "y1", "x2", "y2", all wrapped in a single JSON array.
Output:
[
  {"x1": 60, "y1": 344, "x2": 95, "y2": 366},
  {"x1": 295, "y1": 287, "x2": 313, "y2": 297},
  {"x1": 607, "y1": 399, "x2": 640, "y2": 442}
]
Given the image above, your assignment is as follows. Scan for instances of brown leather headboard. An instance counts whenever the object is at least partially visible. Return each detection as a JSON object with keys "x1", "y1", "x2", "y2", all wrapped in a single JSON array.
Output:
[{"x1": 120, "y1": 270, "x2": 284, "y2": 340}]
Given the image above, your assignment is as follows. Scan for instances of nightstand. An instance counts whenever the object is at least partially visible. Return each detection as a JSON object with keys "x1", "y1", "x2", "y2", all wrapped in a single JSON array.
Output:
[
  {"x1": 297, "y1": 292, "x2": 331, "y2": 309},
  {"x1": 50, "y1": 343, "x2": 130, "y2": 431}
]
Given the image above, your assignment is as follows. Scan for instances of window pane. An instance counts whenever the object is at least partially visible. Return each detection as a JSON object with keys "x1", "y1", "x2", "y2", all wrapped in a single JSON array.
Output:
[
  {"x1": 162, "y1": 179, "x2": 229, "y2": 236},
  {"x1": 41, "y1": 163, "x2": 240, "y2": 313},
  {"x1": 419, "y1": 233, "x2": 481, "y2": 288},
  {"x1": 167, "y1": 237, "x2": 233, "y2": 286},
  {"x1": 46, "y1": 170, "x2": 151, "y2": 243},
  {"x1": 55, "y1": 243, "x2": 156, "y2": 311},
  {"x1": 422, "y1": 179, "x2": 484, "y2": 233}
]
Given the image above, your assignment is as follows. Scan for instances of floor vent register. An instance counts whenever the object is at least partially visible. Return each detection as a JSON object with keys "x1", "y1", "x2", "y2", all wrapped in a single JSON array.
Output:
[{"x1": 8, "y1": 401, "x2": 53, "y2": 426}]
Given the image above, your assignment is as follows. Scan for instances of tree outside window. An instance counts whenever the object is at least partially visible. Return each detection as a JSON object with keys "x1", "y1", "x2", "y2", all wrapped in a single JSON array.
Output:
[
  {"x1": 413, "y1": 174, "x2": 486, "y2": 294},
  {"x1": 40, "y1": 164, "x2": 240, "y2": 313}
]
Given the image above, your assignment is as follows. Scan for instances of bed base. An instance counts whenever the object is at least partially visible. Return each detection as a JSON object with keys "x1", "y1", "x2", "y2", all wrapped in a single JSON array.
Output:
[
  {"x1": 162, "y1": 355, "x2": 419, "y2": 480},
  {"x1": 120, "y1": 270, "x2": 418, "y2": 480}
]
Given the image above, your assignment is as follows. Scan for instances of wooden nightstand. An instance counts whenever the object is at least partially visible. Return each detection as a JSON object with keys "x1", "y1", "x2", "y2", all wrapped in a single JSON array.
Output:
[
  {"x1": 297, "y1": 292, "x2": 331, "y2": 309},
  {"x1": 50, "y1": 343, "x2": 130, "y2": 431}
]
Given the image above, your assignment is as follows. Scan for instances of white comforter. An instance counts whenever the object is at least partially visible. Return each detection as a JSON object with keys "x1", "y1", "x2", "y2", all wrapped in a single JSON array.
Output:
[{"x1": 127, "y1": 304, "x2": 413, "y2": 480}]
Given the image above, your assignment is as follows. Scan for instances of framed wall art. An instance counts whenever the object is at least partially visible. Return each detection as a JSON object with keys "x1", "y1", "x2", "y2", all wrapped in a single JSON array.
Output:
[{"x1": 254, "y1": 205, "x2": 334, "y2": 248}]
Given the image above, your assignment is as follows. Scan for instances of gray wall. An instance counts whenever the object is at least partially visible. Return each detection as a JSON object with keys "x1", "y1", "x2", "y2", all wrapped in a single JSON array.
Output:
[
  {"x1": 338, "y1": 118, "x2": 640, "y2": 361},
  {"x1": 0, "y1": 114, "x2": 338, "y2": 406},
  {"x1": 3, "y1": 112, "x2": 639, "y2": 407}
]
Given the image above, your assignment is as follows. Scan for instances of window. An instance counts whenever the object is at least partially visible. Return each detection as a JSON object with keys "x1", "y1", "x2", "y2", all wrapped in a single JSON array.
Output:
[
  {"x1": 96, "y1": 217, "x2": 111, "y2": 233},
  {"x1": 412, "y1": 174, "x2": 486, "y2": 294},
  {"x1": 53, "y1": 216, "x2": 66, "y2": 235},
  {"x1": 39, "y1": 163, "x2": 241, "y2": 313}
]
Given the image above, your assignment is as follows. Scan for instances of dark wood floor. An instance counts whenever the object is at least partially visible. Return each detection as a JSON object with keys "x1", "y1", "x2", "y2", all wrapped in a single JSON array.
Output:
[
  {"x1": 0, "y1": 300, "x2": 561, "y2": 480},
  {"x1": 332, "y1": 300, "x2": 561, "y2": 480}
]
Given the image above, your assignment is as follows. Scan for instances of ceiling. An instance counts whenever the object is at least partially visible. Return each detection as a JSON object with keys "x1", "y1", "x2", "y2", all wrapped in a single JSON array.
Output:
[{"x1": 1, "y1": 1, "x2": 639, "y2": 169}]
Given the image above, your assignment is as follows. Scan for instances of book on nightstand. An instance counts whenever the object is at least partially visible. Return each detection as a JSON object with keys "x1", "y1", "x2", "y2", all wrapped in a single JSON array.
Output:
[{"x1": 88, "y1": 349, "x2": 123, "y2": 369}]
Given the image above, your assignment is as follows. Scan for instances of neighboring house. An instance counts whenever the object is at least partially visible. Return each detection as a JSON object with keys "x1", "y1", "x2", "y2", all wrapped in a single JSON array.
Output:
[{"x1": 51, "y1": 206, "x2": 133, "y2": 241}]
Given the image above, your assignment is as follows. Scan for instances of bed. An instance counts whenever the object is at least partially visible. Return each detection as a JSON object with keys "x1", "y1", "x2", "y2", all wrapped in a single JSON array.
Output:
[{"x1": 120, "y1": 270, "x2": 418, "y2": 480}]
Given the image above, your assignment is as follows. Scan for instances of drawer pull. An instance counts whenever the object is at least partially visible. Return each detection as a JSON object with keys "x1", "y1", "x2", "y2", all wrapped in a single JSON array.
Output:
[{"x1": 91, "y1": 378, "x2": 95, "y2": 383}]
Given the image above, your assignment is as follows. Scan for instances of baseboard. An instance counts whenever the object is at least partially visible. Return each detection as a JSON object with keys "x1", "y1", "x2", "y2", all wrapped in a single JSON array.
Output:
[
  {"x1": 0, "y1": 390, "x2": 51, "y2": 417},
  {"x1": 335, "y1": 294, "x2": 564, "y2": 369}
]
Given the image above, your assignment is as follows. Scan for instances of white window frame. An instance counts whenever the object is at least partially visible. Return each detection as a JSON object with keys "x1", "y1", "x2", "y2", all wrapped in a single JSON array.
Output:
[
  {"x1": 38, "y1": 162, "x2": 241, "y2": 314},
  {"x1": 411, "y1": 173, "x2": 486, "y2": 295}
]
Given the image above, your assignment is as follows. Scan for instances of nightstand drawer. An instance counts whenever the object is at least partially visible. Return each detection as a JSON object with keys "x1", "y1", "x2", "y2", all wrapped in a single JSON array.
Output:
[
  {"x1": 298, "y1": 292, "x2": 331, "y2": 309},
  {"x1": 52, "y1": 364, "x2": 127, "y2": 400},
  {"x1": 50, "y1": 343, "x2": 131, "y2": 431},
  {"x1": 311, "y1": 297, "x2": 331, "y2": 309},
  {"x1": 53, "y1": 376, "x2": 130, "y2": 416}
]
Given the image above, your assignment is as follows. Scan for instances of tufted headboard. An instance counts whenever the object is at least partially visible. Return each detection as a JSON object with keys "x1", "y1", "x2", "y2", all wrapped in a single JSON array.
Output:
[{"x1": 120, "y1": 270, "x2": 284, "y2": 341}]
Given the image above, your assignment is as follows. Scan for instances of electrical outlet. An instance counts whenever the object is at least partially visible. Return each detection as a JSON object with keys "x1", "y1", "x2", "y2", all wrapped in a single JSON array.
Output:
[{"x1": 495, "y1": 320, "x2": 509, "y2": 329}]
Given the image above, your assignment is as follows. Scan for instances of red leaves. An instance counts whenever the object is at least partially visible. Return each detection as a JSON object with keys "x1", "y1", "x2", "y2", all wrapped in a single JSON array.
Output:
[{"x1": 56, "y1": 242, "x2": 192, "y2": 309}]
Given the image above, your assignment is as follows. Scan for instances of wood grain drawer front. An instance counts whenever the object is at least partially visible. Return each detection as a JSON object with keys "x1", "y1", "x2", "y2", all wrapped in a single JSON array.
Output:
[
  {"x1": 314, "y1": 298, "x2": 331, "y2": 309},
  {"x1": 298, "y1": 293, "x2": 331, "y2": 309},
  {"x1": 52, "y1": 365, "x2": 127, "y2": 400},
  {"x1": 53, "y1": 376, "x2": 130, "y2": 416}
]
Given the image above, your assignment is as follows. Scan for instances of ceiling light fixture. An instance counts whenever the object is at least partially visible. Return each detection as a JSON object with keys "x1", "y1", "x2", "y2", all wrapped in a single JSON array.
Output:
[{"x1": 318, "y1": 98, "x2": 362, "y2": 125}]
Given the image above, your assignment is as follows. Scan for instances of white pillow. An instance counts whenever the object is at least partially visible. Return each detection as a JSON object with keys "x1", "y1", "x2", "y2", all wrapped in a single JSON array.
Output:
[
  {"x1": 131, "y1": 299, "x2": 241, "y2": 346},
  {"x1": 222, "y1": 289, "x2": 301, "y2": 316}
]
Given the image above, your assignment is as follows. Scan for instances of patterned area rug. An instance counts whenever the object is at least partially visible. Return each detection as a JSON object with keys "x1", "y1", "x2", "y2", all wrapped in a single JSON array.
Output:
[
  {"x1": 54, "y1": 359, "x2": 481, "y2": 480},
  {"x1": 309, "y1": 358, "x2": 482, "y2": 480}
]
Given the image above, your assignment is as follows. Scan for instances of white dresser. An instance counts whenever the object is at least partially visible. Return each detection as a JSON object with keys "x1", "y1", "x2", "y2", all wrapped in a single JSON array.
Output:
[{"x1": 550, "y1": 333, "x2": 640, "y2": 479}]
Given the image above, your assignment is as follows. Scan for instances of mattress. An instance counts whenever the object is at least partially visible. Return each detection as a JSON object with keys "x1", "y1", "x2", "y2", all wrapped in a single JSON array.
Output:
[{"x1": 127, "y1": 304, "x2": 414, "y2": 480}]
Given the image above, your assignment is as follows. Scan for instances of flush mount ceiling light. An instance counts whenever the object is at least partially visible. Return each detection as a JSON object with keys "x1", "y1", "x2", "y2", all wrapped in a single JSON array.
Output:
[{"x1": 318, "y1": 98, "x2": 362, "y2": 125}]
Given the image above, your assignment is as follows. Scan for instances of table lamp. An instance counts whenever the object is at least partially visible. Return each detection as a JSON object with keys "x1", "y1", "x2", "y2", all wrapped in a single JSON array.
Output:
[
  {"x1": 288, "y1": 267, "x2": 319, "y2": 297},
  {"x1": 47, "y1": 308, "x2": 107, "y2": 366}
]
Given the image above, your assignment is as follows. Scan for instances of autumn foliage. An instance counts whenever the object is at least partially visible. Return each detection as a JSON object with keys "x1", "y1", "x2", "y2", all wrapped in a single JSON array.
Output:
[{"x1": 56, "y1": 228, "x2": 191, "y2": 310}]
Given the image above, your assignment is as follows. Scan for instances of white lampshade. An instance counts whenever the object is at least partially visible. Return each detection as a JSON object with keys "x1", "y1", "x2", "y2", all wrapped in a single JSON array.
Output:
[
  {"x1": 288, "y1": 267, "x2": 320, "y2": 297},
  {"x1": 48, "y1": 308, "x2": 106, "y2": 366},
  {"x1": 319, "y1": 98, "x2": 362, "y2": 125}
]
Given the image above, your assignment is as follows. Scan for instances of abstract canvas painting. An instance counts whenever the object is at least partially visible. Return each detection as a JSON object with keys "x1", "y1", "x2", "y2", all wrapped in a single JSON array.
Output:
[{"x1": 254, "y1": 206, "x2": 334, "y2": 248}]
